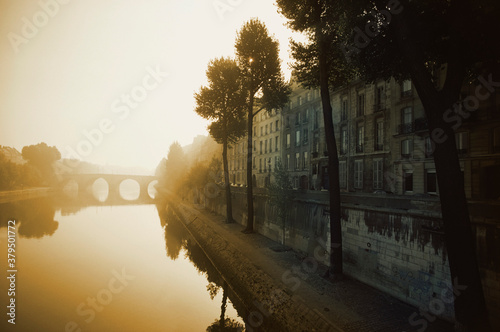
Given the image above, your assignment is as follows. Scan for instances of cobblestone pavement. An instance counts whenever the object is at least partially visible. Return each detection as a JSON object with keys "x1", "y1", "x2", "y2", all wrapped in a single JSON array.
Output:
[{"x1": 176, "y1": 201, "x2": 455, "y2": 332}]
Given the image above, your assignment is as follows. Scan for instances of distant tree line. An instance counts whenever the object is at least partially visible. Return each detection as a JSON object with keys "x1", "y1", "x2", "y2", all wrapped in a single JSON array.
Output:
[{"x1": 0, "y1": 142, "x2": 61, "y2": 190}]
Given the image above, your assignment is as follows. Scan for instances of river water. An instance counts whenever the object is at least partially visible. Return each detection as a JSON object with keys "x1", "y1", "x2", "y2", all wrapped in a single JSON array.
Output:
[{"x1": 0, "y1": 187, "x2": 246, "y2": 331}]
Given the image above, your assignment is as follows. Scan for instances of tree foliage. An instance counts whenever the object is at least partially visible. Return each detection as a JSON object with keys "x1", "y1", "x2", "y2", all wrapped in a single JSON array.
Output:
[
  {"x1": 21, "y1": 142, "x2": 61, "y2": 184},
  {"x1": 235, "y1": 18, "x2": 290, "y2": 232},
  {"x1": 195, "y1": 58, "x2": 247, "y2": 144}
]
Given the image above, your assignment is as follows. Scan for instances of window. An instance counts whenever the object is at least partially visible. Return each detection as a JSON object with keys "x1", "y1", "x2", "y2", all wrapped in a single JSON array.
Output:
[
  {"x1": 339, "y1": 161, "x2": 347, "y2": 188},
  {"x1": 264, "y1": 140, "x2": 268, "y2": 153},
  {"x1": 289, "y1": 101, "x2": 293, "y2": 109},
  {"x1": 286, "y1": 154, "x2": 291, "y2": 170},
  {"x1": 375, "y1": 86, "x2": 384, "y2": 110},
  {"x1": 314, "y1": 110, "x2": 320, "y2": 129},
  {"x1": 253, "y1": 126, "x2": 256, "y2": 135},
  {"x1": 425, "y1": 136, "x2": 434, "y2": 157},
  {"x1": 403, "y1": 171, "x2": 413, "y2": 192},
  {"x1": 285, "y1": 116, "x2": 289, "y2": 128},
  {"x1": 260, "y1": 141, "x2": 263, "y2": 154},
  {"x1": 400, "y1": 107, "x2": 413, "y2": 134},
  {"x1": 253, "y1": 157, "x2": 256, "y2": 169},
  {"x1": 286, "y1": 133, "x2": 291, "y2": 148},
  {"x1": 265, "y1": 124, "x2": 268, "y2": 135},
  {"x1": 304, "y1": 109, "x2": 309, "y2": 123},
  {"x1": 341, "y1": 99, "x2": 348, "y2": 121},
  {"x1": 375, "y1": 118, "x2": 384, "y2": 151},
  {"x1": 253, "y1": 140, "x2": 256, "y2": 152},
  {"x1": 275, "y1": 136, "x2": 279, "y2": 152},
  {"x1": 357, "y1": 93, "x2": 365, "y2": 116},
  {"x1": 402, "y1": 80, "x2": 412, "y2": 97},
  {"x1": 269, "y1": 139, "x2": 272, "y2": 152},
  {"x1": 426, "y1": 170, "x2": 437, "y2": 194},
  {"x1": 295, "y1": 153, "x2": 300, "y2": 170},
  {"x1": 260, "y1": 127, "x2": 263, "y2": 136},
  {"x1": 303, "y1": 152, "x2": 308, "y2": 170},
  {"x1": 341, "y1": 126, "x2": 348, "y2": 154},
  {"x1": 401, "y1": 139, "x2": 412, "y2": 158},
  {"x1": 276, "y1": 119, "x2": 279, "y2": 130},
  {"x1": 259, "y1": 158, "x2": 262, "y2": 172},
  {"x1": 356, "y1": 123, "x2": 364, "y2": 153},
  {"x1": 295, "y1": 130, "x2": 301, "y2": 146},
  {"x1": 295, "y1": 112, "x2": 301, "y2": 125},
  {"x1": 373, "y1": 159, "x2": 383, "y2": 190},
  {"x1": 354, "y1": 160, "x2": 363, "y2": 189},
  {"x1": 313, "y1": 133, "x2": 319, "y2": 154},
  {"x1": 306, "y1": 92, "x2": 311, "y2": 102},
  {"x1": 455, "y1": 132, "x2": 468, "y2": 154},
  {"x1": 303, "y1": 128, "x2": 309, "y2": 144},
  {"x1": 270, "y1": 122, "x2": 273, "y2": 133},
  {"x1": 298, "y1": 96, "x2": 303, "y2": 105}
]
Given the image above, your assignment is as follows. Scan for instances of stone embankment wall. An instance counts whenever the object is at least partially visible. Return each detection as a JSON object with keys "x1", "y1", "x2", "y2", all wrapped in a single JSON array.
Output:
[
  {"x1": 167, "y1": 199, "x2": 337, "y2": 332},
  {"x1": 193, "y1": 187, "x2": 500, "y2": 326}
]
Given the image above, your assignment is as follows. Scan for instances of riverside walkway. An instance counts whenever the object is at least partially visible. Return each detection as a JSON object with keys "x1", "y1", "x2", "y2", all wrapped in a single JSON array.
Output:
[{"x1": 171, "y1": 200, "x2": 454, "y2": 332}]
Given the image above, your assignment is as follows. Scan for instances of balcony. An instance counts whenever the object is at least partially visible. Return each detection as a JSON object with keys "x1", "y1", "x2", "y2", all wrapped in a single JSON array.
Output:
[
  {"x1": 373, "y1": 103, "x2": 385, "y2": 112},
  {"x1": 401, "y1": 90, "x2": 413, "y2": 99},
  {"x1": 397, "y1": 118, "x2": 428, "y2": 135}
]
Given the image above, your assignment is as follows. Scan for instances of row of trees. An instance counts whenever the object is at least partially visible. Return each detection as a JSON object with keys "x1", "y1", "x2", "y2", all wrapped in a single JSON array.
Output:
[
  {"x1": 0, "y1": 143, "x2": 61, "y2": 190},
  {"x1": 194, "y1": 19, "x2": 290, "y2": 229},
  {"x1": 276, "y1": 1, "x2": 498, "y2": 330},
  {"x1": 170, "y1": 2, "x2": 498, "y2": 329}
]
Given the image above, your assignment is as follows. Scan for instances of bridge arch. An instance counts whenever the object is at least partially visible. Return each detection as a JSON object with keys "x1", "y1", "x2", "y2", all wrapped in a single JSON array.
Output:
[{"x1": 60, "y1": 174, "x2": 158, "y2": 204}]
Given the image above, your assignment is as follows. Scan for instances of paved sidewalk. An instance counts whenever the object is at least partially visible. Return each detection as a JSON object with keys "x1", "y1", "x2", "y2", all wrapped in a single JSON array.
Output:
[{"x1": 181, "y1": 202, "x2": 455, "y2": 332}]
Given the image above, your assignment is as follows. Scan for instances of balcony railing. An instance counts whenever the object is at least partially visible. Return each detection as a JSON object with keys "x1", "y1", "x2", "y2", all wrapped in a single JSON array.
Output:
[
  {"x1": 397, "y1": 118, "x2": 428, "y2": 135},
  {"x1": 373, "y1": 103, "x2": 385, "y2": 112},
  {"x1": 401, "y1": 90, "x2": 413, "y2": 98}
]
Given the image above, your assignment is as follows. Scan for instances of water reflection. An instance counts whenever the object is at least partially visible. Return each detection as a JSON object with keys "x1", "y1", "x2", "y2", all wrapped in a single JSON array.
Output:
[
  {"x1": 156, "y1": 202, "x2": 246, "y2": 331},
  {"x1": 0, "y1": 197, "x2": 58, "y2": 238},
  {"x1": 0, "y1": 195, "x2": 246, "y2": 331}
]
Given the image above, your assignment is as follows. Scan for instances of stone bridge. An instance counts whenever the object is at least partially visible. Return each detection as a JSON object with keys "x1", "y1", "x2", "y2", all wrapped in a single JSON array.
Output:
[{"x1": 59, "y1": 173, "x2": 158, "y2": 203}]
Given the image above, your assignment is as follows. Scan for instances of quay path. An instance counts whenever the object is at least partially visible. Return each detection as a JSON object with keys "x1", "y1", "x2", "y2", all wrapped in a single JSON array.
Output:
[{"x1": 169, "y1": 199, "x2": 454, "y2": 332}]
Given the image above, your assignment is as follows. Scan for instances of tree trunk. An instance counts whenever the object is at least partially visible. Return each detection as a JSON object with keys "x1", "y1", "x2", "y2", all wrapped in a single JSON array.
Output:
[
  {"x1": 220, "y1": 286, "x2": 227, "y2": 330},
  {"x1": 413, "y1": 83, "x2": 490, "y2": 331},
  {"x1": 244, "y1": 92, "x2": 254, "y2": 233},
  {"x1": 222, "y1": 139, "x2": 234, "y2": 223},
  {"x1": 317, "y1": 28, "x2": 343, "y2": 276},
  {"x1": 393, "y1": 12, "x2": 490, "y2": 331}
]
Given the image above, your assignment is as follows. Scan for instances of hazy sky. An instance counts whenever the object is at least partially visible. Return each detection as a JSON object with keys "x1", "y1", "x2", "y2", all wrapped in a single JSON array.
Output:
[{"x1": 0, "y1": 0, "x2": 298, "y2": 170}]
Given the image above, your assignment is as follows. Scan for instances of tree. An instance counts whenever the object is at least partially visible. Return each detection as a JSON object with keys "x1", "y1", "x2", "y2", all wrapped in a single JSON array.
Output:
[
  {"x1": 161, "y1": 142, "x2": 187, "y2": 193},
  {"x1": 21, "y1": 142, "x2": 61, "y2": 185},
  {"x1": 235, "y1": 18, "x2": 290, "y2": 233},
  {"x1": 276, "y1": 0, "x2": 351, "y2": 277},
  {"x1": 333, "y1": 1, "x2": 498, "y2": 330},
  {"x1": 268, "y1": 161, "x2": 294, "y2": 245},
  {"x1": 195, "y1": 57, "x2": 247, "y2": 223}
]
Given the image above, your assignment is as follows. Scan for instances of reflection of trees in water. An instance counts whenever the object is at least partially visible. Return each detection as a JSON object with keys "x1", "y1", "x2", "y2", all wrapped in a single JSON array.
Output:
[
  {"x1": 155, "y1": 201, "x2": 245, "y2": 331},
  {"x1": 0, "y1": 197, "x2": 58, "y2": 238}
]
